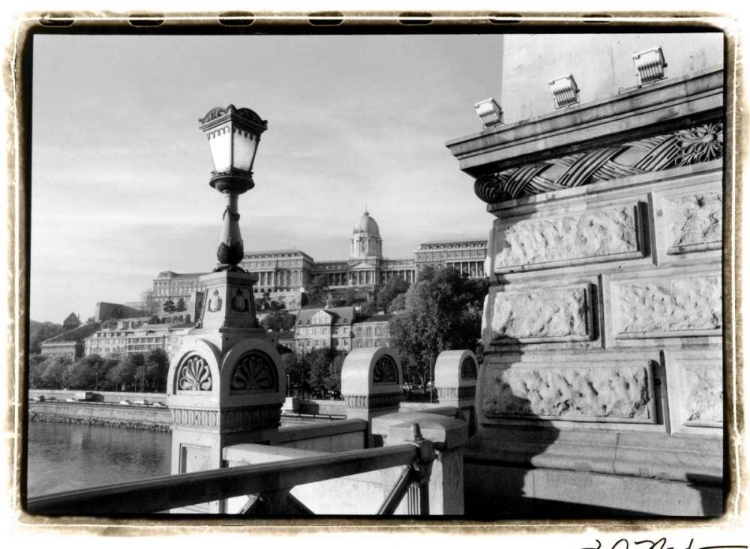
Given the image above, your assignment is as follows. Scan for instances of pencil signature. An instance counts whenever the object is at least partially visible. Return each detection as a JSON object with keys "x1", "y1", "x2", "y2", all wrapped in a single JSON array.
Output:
[{"x1": 582, "y1": 539, "x2": 748, "y2": 549}]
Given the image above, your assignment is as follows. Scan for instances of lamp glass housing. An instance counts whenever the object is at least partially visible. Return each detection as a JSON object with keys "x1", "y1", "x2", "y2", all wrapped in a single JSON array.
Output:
[{"x1": 199, "y1": 105, "x2": 267, "y2": 175}]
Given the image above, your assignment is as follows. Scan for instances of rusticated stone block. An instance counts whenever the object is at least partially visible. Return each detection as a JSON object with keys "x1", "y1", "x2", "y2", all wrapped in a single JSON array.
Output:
[
  {"x1": 481, "y1": 362, "x2": 655, "y2": 422},
  {"x1": 494, "y1": 205, "x2": 641, "y2": 271},
  {"x1": 490, "y1": 285, "x2": 591, "y2": 342},
  {"x1": 682, "y1": 362, "x2": 722, "y2": 426},
  {"x1": 666, "y1": 193, "x2": 722, "y2": 254},
  {"x1": 614, "y1": 275, "x2": 721, "y2": 337}
]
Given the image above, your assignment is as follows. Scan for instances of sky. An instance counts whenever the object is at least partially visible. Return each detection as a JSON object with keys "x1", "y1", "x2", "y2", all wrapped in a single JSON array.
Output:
[{"x1": 30, "y1": 34, "x2": 505, "y2": 323}]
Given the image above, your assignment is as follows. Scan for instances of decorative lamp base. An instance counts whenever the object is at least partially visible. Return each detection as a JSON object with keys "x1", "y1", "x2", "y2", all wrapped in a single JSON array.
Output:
[
  {"x1": 210, "y1": 172, "x2": 254, "y2": 195},
  {"x1": 217, "y1": 240, "x2": 245, "y2": 267}
]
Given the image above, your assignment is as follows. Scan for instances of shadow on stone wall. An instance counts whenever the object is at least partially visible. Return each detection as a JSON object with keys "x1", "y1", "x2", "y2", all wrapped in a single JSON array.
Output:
[
  {"x1": 686, "y1": 473, "x2": 725, "y2": 517},
  {"x1": 464, "y1": 356, "x2": 561, "y2": 519}
]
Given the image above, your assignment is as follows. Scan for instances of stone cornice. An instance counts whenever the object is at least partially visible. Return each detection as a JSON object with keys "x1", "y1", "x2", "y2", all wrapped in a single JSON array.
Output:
[{"x1": 446, "y1": 68, "x2": 723, "y2": 178}]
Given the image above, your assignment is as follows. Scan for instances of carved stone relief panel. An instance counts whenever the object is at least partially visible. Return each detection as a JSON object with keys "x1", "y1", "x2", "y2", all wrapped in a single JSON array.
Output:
[
  {"x1": 481, "y1": 361, "x2": 656, "y2": 423},
  {"x1": 681, "y1": 361, "x2": 722, "y2": 427},
  {"x1": 494, "y1": 204, "x2": 643, "y2": 273},
  {"x1": 665, "y1": 193, "x2": 722, "y2": 255},
  {"x1": 490, "y1": 284, "x2": 593, "y2": 343},
  {"x1": 613, "y1": 275, "x2": 721, "y2": 338}
]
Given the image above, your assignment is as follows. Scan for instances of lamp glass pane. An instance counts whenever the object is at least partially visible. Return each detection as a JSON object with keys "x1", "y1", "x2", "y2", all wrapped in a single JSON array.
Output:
[
  {"x1": 232, "y1": 128, "x2": 259, "y2": 173},
  {"x1": 207, "y1": 126, "x2": 233, "y2": 173}
]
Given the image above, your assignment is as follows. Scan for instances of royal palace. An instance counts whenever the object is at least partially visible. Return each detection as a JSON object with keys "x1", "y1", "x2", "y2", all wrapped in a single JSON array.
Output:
[{"x1": 151, "y1": 210, "x2": 488, "y2": 312}]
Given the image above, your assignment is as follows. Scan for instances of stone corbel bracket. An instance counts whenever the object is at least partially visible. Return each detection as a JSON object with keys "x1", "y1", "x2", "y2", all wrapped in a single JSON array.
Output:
[{"x1": 446, "y1": 68, "x2": 724, "y2": 207}]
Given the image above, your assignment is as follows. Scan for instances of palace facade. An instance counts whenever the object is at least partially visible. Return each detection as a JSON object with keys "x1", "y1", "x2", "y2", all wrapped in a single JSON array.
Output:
[{"x1": 151, "y1": 211, "x2": 487, "y2": 312}]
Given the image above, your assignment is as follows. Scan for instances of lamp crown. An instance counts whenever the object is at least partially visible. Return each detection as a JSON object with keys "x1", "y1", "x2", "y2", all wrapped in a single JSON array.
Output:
[{"x1": 199, "y1": 105, "x2": 268, "y2": 133}]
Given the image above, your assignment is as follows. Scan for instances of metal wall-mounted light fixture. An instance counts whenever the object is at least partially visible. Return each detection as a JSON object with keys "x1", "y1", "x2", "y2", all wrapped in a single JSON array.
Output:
[
  {"x1": 549, "y1": 75, "x2": 580, "y2": 109},
  {"x1": 633, "y1": 46, "x2": 667, "y2": 86},
  {"x1": 474, "y1": 98, "x2": 504, "y2": 128}
]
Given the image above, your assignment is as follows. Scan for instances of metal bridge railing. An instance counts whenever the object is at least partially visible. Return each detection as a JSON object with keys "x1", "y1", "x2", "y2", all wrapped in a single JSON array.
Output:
[{"x1": 27, "y1": 424, "x2": 434, "y2": 516}]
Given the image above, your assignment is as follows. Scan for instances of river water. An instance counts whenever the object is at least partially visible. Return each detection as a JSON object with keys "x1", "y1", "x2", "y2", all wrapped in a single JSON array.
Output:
[{"x1": 27, "y1": 422, "x2": 172, "y2": 498}]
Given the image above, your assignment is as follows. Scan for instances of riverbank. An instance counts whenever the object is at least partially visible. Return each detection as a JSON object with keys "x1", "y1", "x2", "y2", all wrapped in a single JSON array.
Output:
[
  {"x1": 29, "y1": 411, "x2": 171, "y2": 432},
  {"x1": 29, "y1": 402, "x2": 172, "y2": 432}
]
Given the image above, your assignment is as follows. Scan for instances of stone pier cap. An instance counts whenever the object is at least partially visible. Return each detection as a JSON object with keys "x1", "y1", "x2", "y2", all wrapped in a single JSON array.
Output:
[
  {"x1": 435, "y1": 350, "x2": 478, "y2": 393},
  {"x1": 372, "y1": 411, "x2": 468, "y2": 451},
  {"x1": 341, "y1": 347, "x2": 402, "y2": 395}
]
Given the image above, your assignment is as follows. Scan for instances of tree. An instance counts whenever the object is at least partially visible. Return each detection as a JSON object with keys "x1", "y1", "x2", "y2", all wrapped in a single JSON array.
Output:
[
  {"x1": 306, "y1": 348, "x2": 338, "y2": 397},
  {"x1": 282, "y1": 352, "x2": 307, "y2": 397},
  {"x1": 41, "y1": 356, "x2": 72, "y2": 389},
  {"x1": 389, "y1": 266, "x2": 487, "y2": 387},
  {"x1": 140, "y1": 290, "x2": 161, "y2": 317},
  {"x1": 127, "y1": 353, "x2": 148, "y2": 392},
  {"x1": 387, "y1": 293, "x2": 407, "y2": 314},
  {"x1": 106, "y1": 353, "x2": 145, "y2": 392},
  {"x1": 163, "y1": 299, "x2": 176, "y2": 314},
  {"x1": 343, "y1": 288, "x2": 360, "y2": 306},
  {"x1": 175, "y1": 297, "x2": 186, "y2": 312},
  {"x1": 262, "y1": 309, "x2": 296, "y2": 332},
  {"x1": 28, "y1": 321, "x2": 65, "y2": 355},
  {"x1": 376, "y1": 277, "x2": 410, "y2": 312},
  {"x1": 358, "y1": 300, "x2": 378, "y2": 318},
  {"x1": 145, "y1": 348, "x2": 170, "y2": 392},
  {"x1": 324, "y1": 353, "x2": 346, "y2": 394},
  {"x1": 28, "y1": 355, "x2": 49, "y2": 389},
  {"x1": 66, "y1": 355, "x2": 105, "y2": 389},
  {"x1": 98, "y1": 359, "x2": 120, "y2": 391},
  {"x1": 307, "y1": 275, "x2": 330, "y2": 306}
]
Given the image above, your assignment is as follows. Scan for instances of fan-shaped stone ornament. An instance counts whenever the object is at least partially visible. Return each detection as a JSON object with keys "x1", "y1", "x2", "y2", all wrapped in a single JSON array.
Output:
[{"x1": 176, "y1": 355, "x2": 213, "y2": 391}]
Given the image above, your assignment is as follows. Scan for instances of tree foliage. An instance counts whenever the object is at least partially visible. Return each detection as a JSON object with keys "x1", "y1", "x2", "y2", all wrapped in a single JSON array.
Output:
[
  {"x1": 28, "y1": 321, "x2": 66, "y2": 355},
  {"x1": 376, "y1": 277, "x2": 410, "y2": 312},
  {"x1": 389, "y1": 267, "x2": 487, "y2": 386},
  {"x1": 40, "y1": 356, "x2": 73, "y2": 389},
  {"x1": 358, "y1": 300, "x2": 378, "y2": 318},
  {"x1": 140, "y1": 290, "x2": 161, "y2": 317},
  {"x1": 163, "y1": 299, "x2": 176, "y2": 314},
  {"x1": 306, "y1": 275, "x2": 330, "y2": 306},
  {"x1": 262, "y1": 309, "x2": 296, "y2": 332},
  {"x1": 29, "y1": 349, "x2": 170, "y2": 393},
  {"x1": 145, "y1": 348, "x2": 170, "y2": 392},
  {"x1": 175, "y1": 298, "x2": 186, "y2": 312},
  {"x1": 28, "y1": 355, "x2": 49, "y2": 389},
  {"x1": 284, "y1": 348, "x2": 345, "y2": 398},
  {"x1": 387, "y1": 293, "x2": 407, "y2": 314}
]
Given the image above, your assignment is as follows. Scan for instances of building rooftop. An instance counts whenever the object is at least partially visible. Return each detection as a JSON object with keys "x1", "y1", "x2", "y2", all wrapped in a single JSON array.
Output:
[
  {"x1": 355, "y1": 314, "x2": 392, "y2": 323},
  {"x1": 417, "y1": 237, "x2": 488, "y2": 247},
  {"x1": 43, "y1": 322, "x2": 101, "y2": 344},
  {"x1": 243, "y1": 249, "x2": 313, "y2": 259},
  {"x1": 296, "y1": 306, "x2": 355, "y2": 326}
]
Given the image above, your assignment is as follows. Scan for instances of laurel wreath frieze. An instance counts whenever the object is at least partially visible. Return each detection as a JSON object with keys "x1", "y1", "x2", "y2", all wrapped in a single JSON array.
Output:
[{"x1": 474, "y1": 122, "x2": 723, "y2": 204}]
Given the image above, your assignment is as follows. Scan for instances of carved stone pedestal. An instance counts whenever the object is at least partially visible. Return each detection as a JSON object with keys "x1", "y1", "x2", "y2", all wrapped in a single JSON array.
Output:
[{"x1": 166, "y1": 270, "x2": 286, "y2": 513}]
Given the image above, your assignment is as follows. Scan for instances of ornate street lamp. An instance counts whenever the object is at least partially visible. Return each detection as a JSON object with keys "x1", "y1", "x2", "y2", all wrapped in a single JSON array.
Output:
[{"x1": 199, "y1": 105, "x2": 268, "y2": 271}]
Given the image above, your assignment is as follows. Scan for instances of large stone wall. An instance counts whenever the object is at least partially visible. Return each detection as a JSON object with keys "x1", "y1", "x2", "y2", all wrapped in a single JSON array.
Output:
[
  {"x1": 480, "y1": 163, "x2": 723, "y2": 432},
  {"x1": 447, "y1": 40, "x2": 725, "y2": 517},
  {"x1": 470, "y1": 162, "x2": 723, "y2": 516}
]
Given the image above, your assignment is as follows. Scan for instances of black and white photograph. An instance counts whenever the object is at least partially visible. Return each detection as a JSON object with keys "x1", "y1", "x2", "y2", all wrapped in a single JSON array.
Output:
[{"x1": 7, "y1": 11, "x2": 742, "y2": 538}]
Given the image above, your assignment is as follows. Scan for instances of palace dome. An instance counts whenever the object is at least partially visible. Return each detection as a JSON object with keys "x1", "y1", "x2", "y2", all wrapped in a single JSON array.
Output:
[{"x1": 352, "y1": 210, "x2": 380, "y2": 237}]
